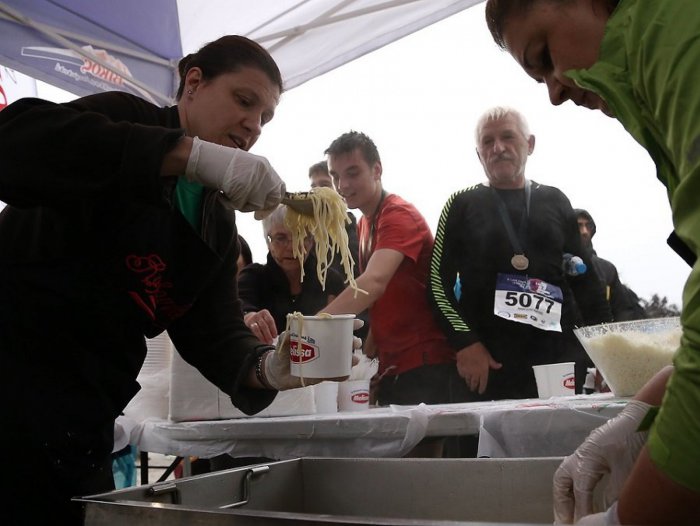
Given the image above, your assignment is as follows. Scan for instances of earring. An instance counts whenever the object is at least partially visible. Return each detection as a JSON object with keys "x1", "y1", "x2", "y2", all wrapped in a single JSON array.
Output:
[{"x1": 187, "y1": 89, "x2": 193, "y2": 95}]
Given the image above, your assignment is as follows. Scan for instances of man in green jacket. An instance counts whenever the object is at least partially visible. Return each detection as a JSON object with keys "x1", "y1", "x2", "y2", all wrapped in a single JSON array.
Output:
[{"x1": 486, "y1": 0, "x2": 700, "y2": 523}]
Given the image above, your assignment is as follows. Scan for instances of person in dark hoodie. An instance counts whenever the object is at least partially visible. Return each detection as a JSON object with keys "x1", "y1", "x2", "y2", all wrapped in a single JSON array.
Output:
[{"x1": 574, "y1": 208, "x2": 646, "y2": 321}]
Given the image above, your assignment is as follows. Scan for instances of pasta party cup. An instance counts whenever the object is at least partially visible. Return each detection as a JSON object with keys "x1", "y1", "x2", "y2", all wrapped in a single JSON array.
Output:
[{"x1": 287, "y1": 313, "x2": 355, "y2": 381}]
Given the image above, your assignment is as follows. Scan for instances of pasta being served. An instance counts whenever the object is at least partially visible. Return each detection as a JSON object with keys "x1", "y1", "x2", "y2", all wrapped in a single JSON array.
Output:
[{"x1": 284, "y1": 187, "x2": 367, "y2": 297}]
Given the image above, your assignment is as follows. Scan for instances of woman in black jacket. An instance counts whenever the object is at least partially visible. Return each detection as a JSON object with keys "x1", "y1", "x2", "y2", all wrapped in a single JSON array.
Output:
[{"x1": 0, "y1": 35, "x2": 313, "y2": 525}]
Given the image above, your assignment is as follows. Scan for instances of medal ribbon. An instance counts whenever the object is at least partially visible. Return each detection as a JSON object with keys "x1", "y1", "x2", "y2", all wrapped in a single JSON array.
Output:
[
  {"x1": 359, "y1": 190, "x2": 387, "y2": 271},
  {"x1": 490, "y1": 180, "x2": 531, "y2": 262}
]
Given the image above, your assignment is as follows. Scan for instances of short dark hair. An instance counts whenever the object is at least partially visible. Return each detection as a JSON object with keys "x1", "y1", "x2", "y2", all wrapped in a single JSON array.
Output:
[
  {"x1": 324, "y1": 131, "x2": 381, "y2": 166},
  {"x1": 485, "y1": 0, "x2": 619, "y2": 49},
  {"x1": 485, "y1": 0, "x2": 542, "y2": 49},
  {"x1": 308, "y1": 160, "x2": 329, "y2": 178},
  {"x1": 176, "y1": 35, "x2": 283, "y2": 99}
]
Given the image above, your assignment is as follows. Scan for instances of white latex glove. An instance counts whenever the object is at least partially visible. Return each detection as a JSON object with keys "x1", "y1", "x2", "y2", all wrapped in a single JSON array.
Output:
[
  {"x1": 263, "y1": 319, "x2": 364, "y2": 390},
  {"x1": 185, "y1": 136, "x2": 285, "y2": 212},
  {"x1": 576, "y1": 502, "x2": 620, "y2": 525},
  {"x1": 553, "y1": 400, "x2": 652, "y2": 524}
]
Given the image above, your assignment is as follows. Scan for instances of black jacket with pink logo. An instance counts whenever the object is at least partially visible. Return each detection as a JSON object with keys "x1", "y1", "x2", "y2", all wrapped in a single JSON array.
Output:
[{"x1": 0, "y1": 92, "x2": 275, "y2": 455}]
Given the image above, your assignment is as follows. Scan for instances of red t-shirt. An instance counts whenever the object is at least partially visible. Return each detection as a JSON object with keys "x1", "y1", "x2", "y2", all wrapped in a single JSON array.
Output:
[{"x1": 359, "y1": 194, "x2": 454, "y2": 375}]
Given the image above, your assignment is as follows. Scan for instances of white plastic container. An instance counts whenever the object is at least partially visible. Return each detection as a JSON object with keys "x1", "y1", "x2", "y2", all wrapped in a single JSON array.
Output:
[
  {"x1": 288, "y1": 313, "x2": 355, "y2": 380},
  {"x1": 532, "y1": 362, "x2": 575, "y2": 398},
  {"x1": 574, "y1": 317, "x2": 680, "y2": 396}
]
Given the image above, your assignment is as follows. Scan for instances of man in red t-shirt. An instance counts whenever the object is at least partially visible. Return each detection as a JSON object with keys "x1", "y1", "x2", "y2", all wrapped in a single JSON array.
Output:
[{"x1": 321, "y1": 131, "x2": 466, "y2": 421}]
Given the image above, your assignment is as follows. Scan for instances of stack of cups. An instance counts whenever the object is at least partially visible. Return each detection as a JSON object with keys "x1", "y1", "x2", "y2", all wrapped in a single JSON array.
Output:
[
  {"x1": 337, "y1": 349, "x2": 376, "y2": 411},
  {"x1": 124, "y1": 333, "x2": 173, "y2": 420},
  {"x1": 313, "y1": 381, "x2": 339, "y2": 414}
]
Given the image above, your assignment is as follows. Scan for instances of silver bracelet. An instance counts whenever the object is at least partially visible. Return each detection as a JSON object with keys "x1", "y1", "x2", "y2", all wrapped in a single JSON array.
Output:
[{"x1": 255, "y1": 350, "x2": 273, "y2": 390}]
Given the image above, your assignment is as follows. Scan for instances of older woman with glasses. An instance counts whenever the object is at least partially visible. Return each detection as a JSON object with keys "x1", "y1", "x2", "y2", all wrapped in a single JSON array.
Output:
[{"x1": 239, "y1": 204, "x2": 345, "y2": 344}]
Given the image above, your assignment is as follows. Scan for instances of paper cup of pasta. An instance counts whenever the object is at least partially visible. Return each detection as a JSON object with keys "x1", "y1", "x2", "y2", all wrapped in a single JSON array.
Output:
[{"x1": 287, "y1": 313, "x2": 355, "y2": 381}]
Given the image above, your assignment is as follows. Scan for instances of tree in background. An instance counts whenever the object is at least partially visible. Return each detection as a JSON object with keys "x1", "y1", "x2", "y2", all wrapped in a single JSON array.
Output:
[{"x1": 640, "y1": 294, "x2": 681, "y2": 318}]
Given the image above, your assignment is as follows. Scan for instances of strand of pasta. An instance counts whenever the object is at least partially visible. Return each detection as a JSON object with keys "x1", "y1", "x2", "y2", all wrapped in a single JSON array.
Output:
[
  {"x1": 284, "y1": 311, "x2": 306, "y2": 387},
  {"x1": 284, "y1": 188, "x2": 367, "y2": 298}
]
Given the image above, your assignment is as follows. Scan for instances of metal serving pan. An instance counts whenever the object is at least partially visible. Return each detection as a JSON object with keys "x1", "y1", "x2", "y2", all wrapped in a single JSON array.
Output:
[{"x1": 76, "y1": 457, "x2": 563, "y2": 525}]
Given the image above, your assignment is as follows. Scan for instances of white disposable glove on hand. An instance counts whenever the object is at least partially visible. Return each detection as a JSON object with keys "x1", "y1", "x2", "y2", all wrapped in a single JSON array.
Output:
[
  {"x1": 553, "y1": 400, "x2": 652, "y2": 524},
  {"x1": 263, "y1": 319, "x2": 364, "y2": 391},
  {"x1": 185, "y1": 136, "x2": 285, "y2": 212}
]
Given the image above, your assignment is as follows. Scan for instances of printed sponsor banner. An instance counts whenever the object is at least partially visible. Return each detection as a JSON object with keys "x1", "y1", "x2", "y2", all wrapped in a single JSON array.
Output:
[
  {"x1": 0, "y1": 16, "x2": 174, "y2": 105},
  {"x1": 0, "y1": 65, "x2": 37, "y2": 111},
  {"x1": 19, "y1": 45, "x2": 158, "y2": 104}
]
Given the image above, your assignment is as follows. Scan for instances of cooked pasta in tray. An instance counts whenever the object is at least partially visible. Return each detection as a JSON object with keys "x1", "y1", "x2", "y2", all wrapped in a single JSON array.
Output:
[{"x1": 284, "y1": 188, "x2": 366, "y2": 297}]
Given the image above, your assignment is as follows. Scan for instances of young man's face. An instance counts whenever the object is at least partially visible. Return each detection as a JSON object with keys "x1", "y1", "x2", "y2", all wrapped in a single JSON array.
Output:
[{"x1": 328, "y1": 148, "x2": 381, "y2": 214}]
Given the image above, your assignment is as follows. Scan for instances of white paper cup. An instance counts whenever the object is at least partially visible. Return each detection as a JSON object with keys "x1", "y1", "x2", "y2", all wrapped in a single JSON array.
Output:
[
  {"x1": 288, "y1": 314, "x2": 355, "y2": 380},
  {"x1": 338, "y1": 379, "x2": 370, "y2": 411},
  {"x1": 532, "y1": 362, "x2": 575, "y2": 398},
  {"x1": 313, "y1": 381, "x2": 339, "y2": 414}
]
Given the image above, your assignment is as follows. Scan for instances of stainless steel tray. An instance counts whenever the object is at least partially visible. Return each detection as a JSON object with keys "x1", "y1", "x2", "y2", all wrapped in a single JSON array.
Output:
[{"x1": 77, "y1": 457, "x2": 563, "y2": 525}]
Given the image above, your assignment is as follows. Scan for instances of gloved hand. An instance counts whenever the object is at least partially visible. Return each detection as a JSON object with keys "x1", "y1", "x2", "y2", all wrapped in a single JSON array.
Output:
[
  {"x1": 553, "y1": 400, "x2": 652, "y2": 524},
  {"x1": 576, "y1": 502, "x2": 619, "y2": 525},
  {"x1": 263, "y1": 319, "x2": 364, "y2": 390},
  {"x1": 185, "y1": 136, "x2": 285, "y2": 212}
]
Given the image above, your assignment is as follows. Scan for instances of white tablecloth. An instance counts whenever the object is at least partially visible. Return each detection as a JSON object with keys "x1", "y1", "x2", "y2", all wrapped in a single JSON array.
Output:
[{"x1": 133, "y1": 393, "x2": 626, "y2": 460}]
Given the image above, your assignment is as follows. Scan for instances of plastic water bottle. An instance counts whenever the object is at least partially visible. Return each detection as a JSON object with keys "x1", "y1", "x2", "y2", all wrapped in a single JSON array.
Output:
[{"x1": 563, "y1": 253, "x2": 587, "y2": 276}]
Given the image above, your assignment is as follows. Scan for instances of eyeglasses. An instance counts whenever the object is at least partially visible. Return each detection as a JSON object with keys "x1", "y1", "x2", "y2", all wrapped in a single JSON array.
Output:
[
  {"x1": 267, "y1": 234, "x2": 292, "y2": 247},
  {"x1": 267, "y1": 234, "x2": 313, "y2": 247}
]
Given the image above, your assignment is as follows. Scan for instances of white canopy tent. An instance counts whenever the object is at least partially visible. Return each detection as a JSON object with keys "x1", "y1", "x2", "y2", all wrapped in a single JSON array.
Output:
[{"x1": 0, "y1": 0, "x2": 484, "y2": 103}]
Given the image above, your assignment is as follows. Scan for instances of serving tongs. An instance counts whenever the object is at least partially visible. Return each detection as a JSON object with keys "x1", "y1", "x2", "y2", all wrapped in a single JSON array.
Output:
[{"x1": 282, "y1": 191, "x2": 315, "y2": 216}]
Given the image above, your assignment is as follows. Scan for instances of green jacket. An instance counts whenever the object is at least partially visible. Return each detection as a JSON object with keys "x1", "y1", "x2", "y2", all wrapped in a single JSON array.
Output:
[{"x1": 568, "y1": 0, "x2": 700, "y2": 492}]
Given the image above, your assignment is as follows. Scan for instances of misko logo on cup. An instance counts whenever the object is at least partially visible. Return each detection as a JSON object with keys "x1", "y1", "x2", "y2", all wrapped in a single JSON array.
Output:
[
  {"x1": 351, "y1": 391, "x2": 369, "y2": 403},
  {"x1": 562, "y1": 375, "x2": 576, "y2": 390},
  {"x1": 290, "y1": 335, "x2": 318, "y2": 363}
]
